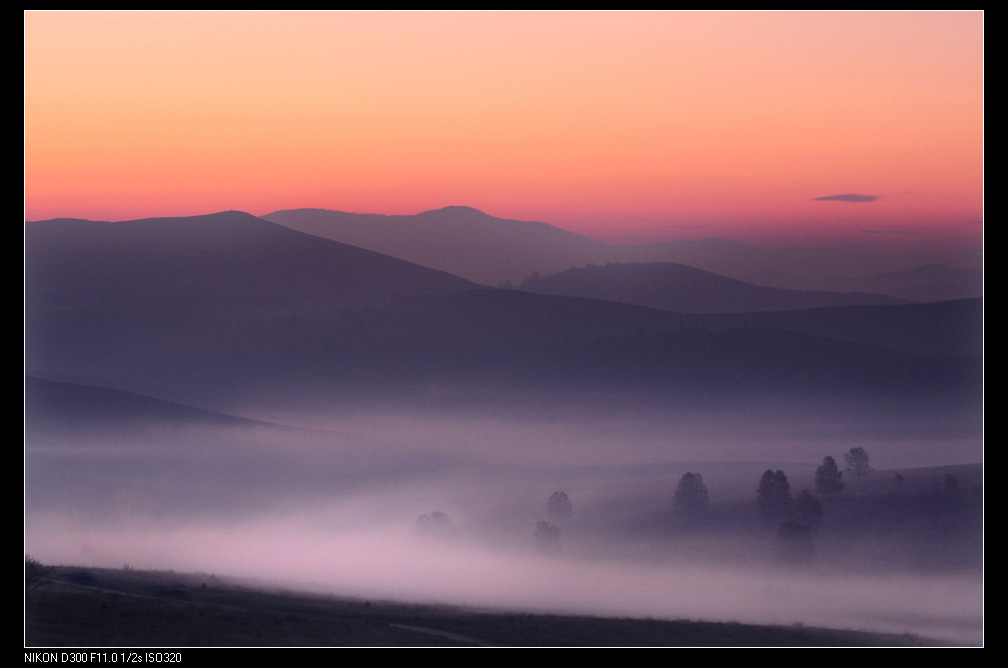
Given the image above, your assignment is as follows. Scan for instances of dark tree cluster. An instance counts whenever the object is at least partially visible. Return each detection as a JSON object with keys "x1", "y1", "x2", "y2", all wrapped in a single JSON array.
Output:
[
  {"x1": 673, "y1": 472, "x2": 710, "y2": 517},
  {"x1": 844, "y1": 447, "x2": 872, "y2": 480},
  {"x1": 757, "y1": 469, "x2": 791, "y2": 519},
  {"x1": 534, "y1": 520, "x2": 561, "y2": 553},
  {"x1": 750, "y1": 466, "x2": 828, "y2": 568},
  {"x1": 414, "y1": 511, "x2": 454, "y2": 542},
  {"x1": 815, "y1": 456, "x2": 844, "y2": 496},
  {"x1": 25, "y1": 556, "x2": 54, "y2": 595},
  {"x1": 533, "y1": 490, "x2": 574, "y2": 553},
  {"x1": 547, "y1": 490, "x2": 573, "y2": 522}
]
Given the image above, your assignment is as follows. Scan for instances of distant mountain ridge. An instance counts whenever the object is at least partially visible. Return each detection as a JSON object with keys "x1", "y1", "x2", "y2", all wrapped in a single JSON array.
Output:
[
  {"x1": 263, "y1": 206, "x2": 610, "y2": 287},
  {"x1": 807, "y1": 264, "x2": 983, "y2": 302},
  {"x1": 24, "y1": 209, "x2": 981, "y2": 416},
  {"x1": 262, "y1": 206, "x2": 979, "y2": 302},
  {"x1": 25, "y1": 210, "x2": 477, "y2": 310},
  {"x1": 518, "y1": 262, "x2": 906, "y2": 313}
]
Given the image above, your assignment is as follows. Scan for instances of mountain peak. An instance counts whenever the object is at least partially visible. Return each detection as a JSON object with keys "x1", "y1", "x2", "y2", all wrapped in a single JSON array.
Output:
[{"x1": 418, "y1": 205, "x2": 492, "y2": 219}]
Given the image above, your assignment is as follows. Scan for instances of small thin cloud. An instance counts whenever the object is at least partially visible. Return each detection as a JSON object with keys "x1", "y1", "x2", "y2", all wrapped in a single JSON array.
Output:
[{"x1": 813, "y1": 194, "x2": 880, "y2": 203}]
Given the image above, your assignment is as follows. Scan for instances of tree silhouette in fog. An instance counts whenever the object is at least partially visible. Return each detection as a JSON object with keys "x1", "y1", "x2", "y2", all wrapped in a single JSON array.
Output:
[
  {"x1": 673, "y1": 472, "x2": 710, "y2": 517},
  {"x1": 414, "y1": 511, "x2": 454, "y2": 541},
  {"x1": 534, "y1": 520, "x2": 561, "y2": 553},
  {"x1": 814, "y1": 456, "x2": 844, "y2": 496},
  {"x1": 757, "y1": 469, "x2": 791, "y2": 519},
  {"x1": 547, "y1": 491, "x2": 573, "y2": 522},
  {"x1": 844, "y1": 447, "x2": 872, "y2": 480}
]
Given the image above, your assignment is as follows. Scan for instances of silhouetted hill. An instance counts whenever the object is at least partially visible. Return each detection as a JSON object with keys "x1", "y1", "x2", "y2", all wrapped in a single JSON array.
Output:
[
  {"x1": 25, "y1": 211, "x2": 477, "y2": 312},
  {"x1": 708, "y1": 298, "x2": 983, "y2": 357},
  {"x1": 613, "y1": 239, "x2": 981, "y2": 294},
  {"x1": 26, "y1": 565, "x2": 938, "y2": 646},
  {"x1": 24, "y1": 376, "x2": 279, "y2": 437},
  {"x1": 262, "y1": 206, "x2": 611, "y2": 285},
  {"x1": 27, "y1": 286, "x2": 981, "y2": 413},
  {"x1": 317, "y1": 291, "x2": 980, "y2": 402},
  {"x1": 24, "y1": 212, "x2": 981, "y2": 414},
  {"x1": 263, "y1": 207, "x2": 979, "y2": 301},
  {"x1": 518, "y1": 262, "x2": 905, "y2": 313}
]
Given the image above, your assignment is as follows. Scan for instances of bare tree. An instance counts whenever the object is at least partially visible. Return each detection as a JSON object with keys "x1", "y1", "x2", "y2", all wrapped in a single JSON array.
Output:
[{"x1": 844, "y1": 447, "x2": 872, "y2": 480}]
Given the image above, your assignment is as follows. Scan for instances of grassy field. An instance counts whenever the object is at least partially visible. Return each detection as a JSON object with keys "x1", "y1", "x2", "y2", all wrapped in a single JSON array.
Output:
[{"x1": 24, "y1": 565, "x2": 943, "y2": 647}]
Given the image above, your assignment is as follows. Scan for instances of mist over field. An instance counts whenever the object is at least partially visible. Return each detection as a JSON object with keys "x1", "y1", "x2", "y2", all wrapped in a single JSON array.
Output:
[{"x1": 25, "y1": 390, "x2": 983, "y2": 644}]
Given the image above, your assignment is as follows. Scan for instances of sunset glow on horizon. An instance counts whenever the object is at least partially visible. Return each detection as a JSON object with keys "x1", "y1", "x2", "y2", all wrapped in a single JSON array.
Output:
[{"x1": 25, "y1": 11, "x2": 983, "y2": 245}]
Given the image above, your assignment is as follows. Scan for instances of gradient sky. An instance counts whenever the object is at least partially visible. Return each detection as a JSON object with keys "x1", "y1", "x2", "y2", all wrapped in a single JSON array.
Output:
[{"x1": 24, "y1": 11, "x2": 983, "y2": 243}]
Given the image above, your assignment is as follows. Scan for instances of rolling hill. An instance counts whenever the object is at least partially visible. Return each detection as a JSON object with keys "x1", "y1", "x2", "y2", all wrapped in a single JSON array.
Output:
[
  {"x1": 518, "y1": 262, "x2": 905, "y2": 313},
  {"x1": 24, "y1": 210, "x2": 982, "y2": 415},
  {"x1": 263, "y1": 206, "x2": 980, "y2": 303},
  {"x1": 263, "y1": 206, "x2": 610, "y2": 286},
  {"x1": 25, "y1": 210, "x2": 477, "y2": 311}
]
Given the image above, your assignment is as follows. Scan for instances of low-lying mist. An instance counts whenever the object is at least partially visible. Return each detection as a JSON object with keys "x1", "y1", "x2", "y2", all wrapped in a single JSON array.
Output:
[{"x1": 24, "y1": 405, "x2": 983, "y2": 645}]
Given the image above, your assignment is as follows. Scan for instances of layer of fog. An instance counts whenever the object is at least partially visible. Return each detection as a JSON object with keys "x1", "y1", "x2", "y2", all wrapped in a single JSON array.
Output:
[
  {"x1": 25, "y1": 412, "x2": 983, "y2": 645},
  {"x1": 26, "y1": 510, "x2": 982, "y2": 645}
]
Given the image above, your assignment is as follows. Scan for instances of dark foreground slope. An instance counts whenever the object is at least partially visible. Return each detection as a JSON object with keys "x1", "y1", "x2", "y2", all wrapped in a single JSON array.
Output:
[{"x1": 25, "y1": 566, "x2": 937, "y2": 647}]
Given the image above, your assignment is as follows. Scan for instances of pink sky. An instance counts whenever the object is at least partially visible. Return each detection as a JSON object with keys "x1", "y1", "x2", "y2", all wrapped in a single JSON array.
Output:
[{"x1": 24, "y1": 11, "x2": 983, "y2": 244}]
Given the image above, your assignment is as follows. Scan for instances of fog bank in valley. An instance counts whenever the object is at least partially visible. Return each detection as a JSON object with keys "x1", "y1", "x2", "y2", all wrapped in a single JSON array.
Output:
[{"x1": 25, "y1": 405, "x2": 983, "y2": 645}]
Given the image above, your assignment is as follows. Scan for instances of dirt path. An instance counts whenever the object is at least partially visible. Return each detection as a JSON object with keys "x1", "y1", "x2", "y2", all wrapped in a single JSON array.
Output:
[{"x1": 387, "y1": 623, "x2": 495, "y2": 647}]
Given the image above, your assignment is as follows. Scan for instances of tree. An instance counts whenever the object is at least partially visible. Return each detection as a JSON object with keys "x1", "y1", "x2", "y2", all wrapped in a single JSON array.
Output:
[
  {"x1": 414, "y1": 511, "x2": 454, "y2": 541},
  {"x1": 814, "y1": 456, "x2": 844, "y2": 496},
  {"x1": 757, "y1": 469, "x2": 791, "y2": 519},
  {"x1": 547, "y1": 491, "x2": 573, "y2": 522},
  {"x1": 844, "y1": 447, "x2": 872, "y2": 480},
  {"x1": 25, "y1": 556, "x2": 55, "y2": 595},
  {"x1": 673, "y1": 472, "x2": 710, "y2": 516},
  {"x1": 534, "y1": 520, "x2": 561, "y2": 553}
]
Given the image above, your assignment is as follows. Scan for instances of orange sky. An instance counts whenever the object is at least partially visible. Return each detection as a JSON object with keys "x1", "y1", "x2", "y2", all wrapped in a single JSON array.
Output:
[{"x1": 24, "y1": 11, "x2": 983, "y2": 243}]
